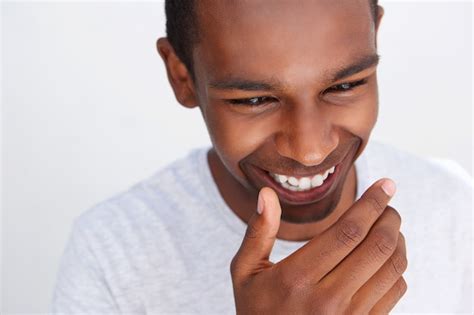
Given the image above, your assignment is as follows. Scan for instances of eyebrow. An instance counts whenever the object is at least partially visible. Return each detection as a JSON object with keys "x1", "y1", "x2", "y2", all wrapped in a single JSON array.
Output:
[
  {"x1": 331, "y1": 53, "x2": 380, "y2": 82},
  {"x1": 208, "y1": 53, "x2": 380, "y2": 91},
  {"x1": 209, "y1": 77, "x2": 279, "y2": 91}
]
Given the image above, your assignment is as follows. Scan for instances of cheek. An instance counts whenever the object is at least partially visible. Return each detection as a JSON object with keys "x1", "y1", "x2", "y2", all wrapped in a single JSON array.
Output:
[
  {"x1": 203, "y1": 104, "x2": 275, "y2": 177},
  {"x1": 328, "y1": 89, "x2": 378, "y2": 139},
  {"x1": 341, "y1": 104, "x2": 377, "y2": 137},
  {"x1": 326, "y1": 90, "x2": 378, "y2": 158}
]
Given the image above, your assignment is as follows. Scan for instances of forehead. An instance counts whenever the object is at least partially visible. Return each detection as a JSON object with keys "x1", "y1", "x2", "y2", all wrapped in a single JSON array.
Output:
[{"x1": 194, "y1": 0, "x2": 376, "y2": 84}]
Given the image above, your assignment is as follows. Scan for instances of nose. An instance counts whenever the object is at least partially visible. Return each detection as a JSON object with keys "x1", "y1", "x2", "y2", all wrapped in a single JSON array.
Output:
[{"x1": 274, "y1": 105, "x2": 338, "y2": 167}]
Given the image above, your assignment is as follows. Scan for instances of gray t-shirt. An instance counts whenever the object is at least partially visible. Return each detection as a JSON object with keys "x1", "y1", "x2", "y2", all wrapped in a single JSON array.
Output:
[{"x1": 51, "y1": 141, "x2": 472, "y2": 314}]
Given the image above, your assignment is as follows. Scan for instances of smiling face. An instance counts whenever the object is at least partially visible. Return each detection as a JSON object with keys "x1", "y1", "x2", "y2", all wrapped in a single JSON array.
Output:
[{"x1": 159, "y1": 0, "x2": 383, "y2": 225}]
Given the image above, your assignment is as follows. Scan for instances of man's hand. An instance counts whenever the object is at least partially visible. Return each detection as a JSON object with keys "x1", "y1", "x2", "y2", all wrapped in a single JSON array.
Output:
[{"x1": 230, "y1": 179, "x2": 407, "y2": 314}]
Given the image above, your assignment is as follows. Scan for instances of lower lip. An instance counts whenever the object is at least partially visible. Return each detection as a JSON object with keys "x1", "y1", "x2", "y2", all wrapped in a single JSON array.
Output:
[{"x1": 253, "y1": 163, "x2": 342, "y2": 205}]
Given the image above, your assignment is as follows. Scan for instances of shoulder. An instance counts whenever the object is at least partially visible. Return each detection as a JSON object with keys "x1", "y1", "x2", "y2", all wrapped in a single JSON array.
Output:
[
  {"x1": 362, "y1": 140, "x2": 472, "y2": 194},
  {"x1": 361, "y1": 140, "x2": 472, "y2": 244},
  {"x1": 54, "y1": 147, "x2": 213, "y2": 301},
  {"x1": 360, "y1": 140, "x2": 472, "y2": 237},
  {"x1": 71, "y1": 146, "x2": 211, "y2": 256}
]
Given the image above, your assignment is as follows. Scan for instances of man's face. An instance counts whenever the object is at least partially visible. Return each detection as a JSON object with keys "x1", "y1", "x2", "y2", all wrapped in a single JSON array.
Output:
[{"x1": 191, "y1": 0, "x2": 380, "y2": 223}]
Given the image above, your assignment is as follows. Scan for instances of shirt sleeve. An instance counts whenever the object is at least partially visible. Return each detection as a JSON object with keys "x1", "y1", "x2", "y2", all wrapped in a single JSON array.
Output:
[
  {"x1": 428, "y1": 158, "x2": 472, "y2": 184},
  {"x1": 50, "y1": 219, "x2": 121, "y2": 314},
  {"x1": 432, "y1": 158, "x2": 473, "y2": 311}
]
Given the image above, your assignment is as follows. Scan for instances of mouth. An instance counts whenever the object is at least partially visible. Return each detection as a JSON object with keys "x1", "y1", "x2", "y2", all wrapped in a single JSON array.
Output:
[
  {"x1": 247, "y1": 150, "x2": 352, "y2": 205},
  {"x1": 269, "y1": 165, "x2": 336, "y2": 192},
  {"x1": 254, "y1": 164, "x2": 341, "y2": 205}
]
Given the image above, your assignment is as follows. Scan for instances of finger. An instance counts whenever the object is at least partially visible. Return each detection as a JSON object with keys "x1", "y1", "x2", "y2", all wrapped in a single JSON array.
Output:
[
  {"x1": 350, "y1": 233, "x2": 407, "y2": 313},
  {"x1": 230, "y1": 187, "x2": 282, "y2": 282},
  {"x1": 278, "y1": 178, "x2": 396, "y2": 281},
  {"x1": 369, "y1": 277, "x2": 408, "y2": 315},
  {"x1": 320, "y1": 206, "x2": 402, "y2": 297}
]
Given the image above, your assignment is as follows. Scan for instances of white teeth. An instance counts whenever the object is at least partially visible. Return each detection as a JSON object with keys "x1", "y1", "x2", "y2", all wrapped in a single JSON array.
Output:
[
  {"x1": 269, "y1": 165, "x2": 336, "y2": 192},
  {"x1": 288, "y1": 185, "x2": 298, "y2": 191},
  {"x1": 298, "y1": 177, "x2": 311, "y2": 190},
  {"x1": 311, "y1": 174, "x2": 324, "y2": 187},
  {"x1": 277, "y1": 175, "x2": 288, "y2": 183},
  {"x1": 288, "y1": 176, "x2": 299, "y2": 186},
  {"x1": 322, "y1": 169, "x2": 330, "y2": 180}
]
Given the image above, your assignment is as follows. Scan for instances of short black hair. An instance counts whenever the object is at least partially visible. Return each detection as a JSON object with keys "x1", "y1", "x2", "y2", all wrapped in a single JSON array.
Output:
[{"x1": 165, "y1": 0, "x2": 379, "y2": 78}]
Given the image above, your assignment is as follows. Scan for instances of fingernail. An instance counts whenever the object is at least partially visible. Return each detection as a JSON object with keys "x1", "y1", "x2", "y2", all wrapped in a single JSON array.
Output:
[
  {"x1": 381, "y1": 179, "x2": 396, "y2": 197},
  {"x1": 257, "y1": 191, "x2": 265, "y2": 215}
]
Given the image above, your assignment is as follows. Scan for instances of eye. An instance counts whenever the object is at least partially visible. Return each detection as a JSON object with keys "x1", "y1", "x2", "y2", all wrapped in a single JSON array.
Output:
[
  {"x1": 227, "y1": 96, "x2": 276, "y2": 106},
  {"x1": 325, "y1": 79, "x2": 368, "y2": 93}
]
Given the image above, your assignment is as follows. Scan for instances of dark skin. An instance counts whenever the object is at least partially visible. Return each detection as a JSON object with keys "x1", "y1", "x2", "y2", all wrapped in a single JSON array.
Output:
[
  {"x1": 158, "y1": 0, "x2": 407, "y2": 313},
  {"x1": 160, "y1": 0, "x2": 381, "y2": 241}
]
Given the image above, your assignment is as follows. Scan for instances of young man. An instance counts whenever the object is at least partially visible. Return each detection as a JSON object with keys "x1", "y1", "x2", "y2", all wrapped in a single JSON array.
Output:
[{"x1": 52, "y1": 0, "x2": 472, "y2": 313}]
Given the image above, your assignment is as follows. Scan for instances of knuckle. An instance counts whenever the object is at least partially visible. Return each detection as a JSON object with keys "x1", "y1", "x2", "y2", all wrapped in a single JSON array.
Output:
[
  {"x1": 336, "y1": 220, "x2": 364, "y2": 247},
  {"x1": 385, "y1": 206, "x2": 402, "y2": 225},
  {"x1": 229, "y1": 256, "x2": 240, "y2": 277},
  {"x1": 229, "y1": 255, "x2": 248, "y2": 283},
  {"x1": 365, "y1": 194, "x2": 385, "y2": 214},
  {"x1": 244, "y1": 223, "x2": 259, "y2": 240},
  {"x1": 372, "y1": 230, "x2": 397, "y2": 258},
  {"x1": 398, "y1": 232, "x2": 406, "y2": 244},
  {"x1": 389, "y1": 252, "x2": 408, "y2": 275},
  {"x1": 397, "y1": 277, "x2": 408, "y2": 297}
]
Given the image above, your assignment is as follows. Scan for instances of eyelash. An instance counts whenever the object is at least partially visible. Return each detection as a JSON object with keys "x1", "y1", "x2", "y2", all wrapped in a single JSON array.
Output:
[
  {"x1": 227, "y1": 78, "x2": 368, "y2": 106},
  {"x1": 325, "y1": 78, "x2": 368, "y2": 93}
]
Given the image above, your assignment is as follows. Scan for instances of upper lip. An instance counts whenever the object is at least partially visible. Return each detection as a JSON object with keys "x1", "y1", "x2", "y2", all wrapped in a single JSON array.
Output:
[{"x1": 254, "y1": 146, "x2": 351, "y2": 179}]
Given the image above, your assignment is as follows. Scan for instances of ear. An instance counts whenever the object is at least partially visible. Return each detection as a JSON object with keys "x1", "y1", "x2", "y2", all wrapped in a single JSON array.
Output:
[
  {"x1": 156, "y1": 37, "x2": 198, "y2": 108},
  {"x1": 374, "y1": 5, "x2": 384, "y2": 48},
  {"x1": 375, "y1": 5, "x2": 384, "y2": 33}
]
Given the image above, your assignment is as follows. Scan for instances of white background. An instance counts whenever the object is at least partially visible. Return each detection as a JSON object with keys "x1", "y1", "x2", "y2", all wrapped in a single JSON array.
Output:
[{"x1": 2, "y1": 1, "x2": 472, "y2": 313}]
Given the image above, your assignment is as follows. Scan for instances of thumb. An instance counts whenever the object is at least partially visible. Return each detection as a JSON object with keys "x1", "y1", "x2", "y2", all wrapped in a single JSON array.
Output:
[{"x1": 230, "y1": 187, "x2": 282, "y2": 281}]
